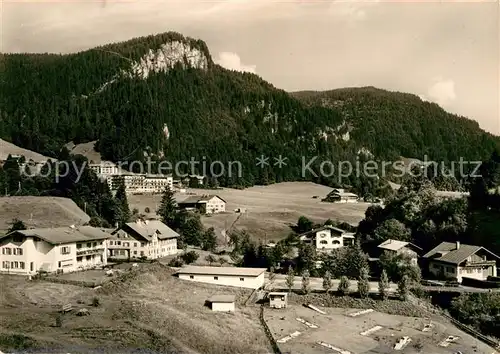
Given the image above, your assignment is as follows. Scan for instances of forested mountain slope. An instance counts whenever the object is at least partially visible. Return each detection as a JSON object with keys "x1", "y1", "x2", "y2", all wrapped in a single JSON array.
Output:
[
  {"x1": 292, "y1": 88, "x2": 499, "y2": 162},
  {"x1": 1, "y1": 32, "x2": 498, "y2": 195}
]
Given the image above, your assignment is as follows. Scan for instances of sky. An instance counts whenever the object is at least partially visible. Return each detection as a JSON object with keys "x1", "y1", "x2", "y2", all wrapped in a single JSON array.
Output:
[{"x1": 2, "y1": 0, "x2": 499, "y2": 134}]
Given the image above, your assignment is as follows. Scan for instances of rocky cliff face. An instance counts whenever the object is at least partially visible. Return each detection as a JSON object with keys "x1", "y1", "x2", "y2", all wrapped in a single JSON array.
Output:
[{"x1": 127, "y1": 41, "x2": 210, "y2": 79}]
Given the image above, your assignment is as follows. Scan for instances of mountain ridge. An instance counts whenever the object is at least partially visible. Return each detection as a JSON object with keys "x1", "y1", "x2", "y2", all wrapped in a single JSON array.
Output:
[{"x1": 1, "y1": 31, "x2": 498, "y2": 196}]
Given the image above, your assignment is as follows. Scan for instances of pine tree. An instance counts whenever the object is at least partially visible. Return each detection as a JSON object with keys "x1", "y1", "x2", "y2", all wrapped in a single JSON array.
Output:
[
  {"x1": 397, "y1": 274, "x2": 410, "y2": 301},
  {"x1": 357, "y1": 266, "x2": 370, "y2": 298},
  {"x1": 157, "y1": 185, "x2": 177, "y2": 228},
  {"x1": 301, "y1": 270, "x2": 311, "y2": 295},
  {"x1": 115, "y1": 180, "x2": 130, "y2": 224},
  {"x1": 378, "y1": 269, "x2": 389, "y2": 300},
  {"x1": 338, "y1": 276, "x2": 350, "y2": 296},
  {"x1": 286, "y1": 266, "x2": 295, "y2": 294},
  {"x1": 322, "y1": 270, "x2": 333, "y2": 294}
]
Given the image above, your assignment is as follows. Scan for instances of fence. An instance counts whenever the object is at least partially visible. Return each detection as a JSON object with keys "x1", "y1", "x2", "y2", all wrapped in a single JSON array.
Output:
[{"x1": 259, "y1": 304, "x2": 282, "y2": 354}]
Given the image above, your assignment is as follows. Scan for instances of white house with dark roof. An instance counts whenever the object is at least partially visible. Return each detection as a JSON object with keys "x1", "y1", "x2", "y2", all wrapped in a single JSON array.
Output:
[
  {"x1": 423, "y1": 241, "x2": 500, "y2": 282},
  {"x1": 323, "y1": 188, "x2": 358, "y2": 203},
  {"x1": 177, "y1": 195, "x2": 226, "y2": 214},
  {"x1": 0, "y1": 226, "x2": 110, "y2": 275},
  {"x1": 377, "y1": 239, "x2": 423, "y2": 265},
  {"x1": 299, "y1": 225, "x2": 355, "y2": 251},
  {"x1": 108, "y1": 219, "x2": 179, "y2": 260},
  {"x1": 177, "y1": 266, "x2": 266, "y2": 289},
  {"x1": 207, "y1": 294, "x2": 236, "y2": 312}
]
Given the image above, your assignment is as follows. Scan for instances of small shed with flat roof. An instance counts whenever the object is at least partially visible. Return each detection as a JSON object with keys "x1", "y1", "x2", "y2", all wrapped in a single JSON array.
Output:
[
  {"x1": 268, "y1": 292, "x2": 288, "y2": 309},
  {"x1": 207, "y1": 294, "x2": 236, "y2": 312}
]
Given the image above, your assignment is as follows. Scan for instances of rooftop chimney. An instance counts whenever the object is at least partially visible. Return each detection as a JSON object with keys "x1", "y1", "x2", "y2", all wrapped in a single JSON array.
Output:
[{"x1": 456, "y1": 241, "x2": 460, "y2": 250}]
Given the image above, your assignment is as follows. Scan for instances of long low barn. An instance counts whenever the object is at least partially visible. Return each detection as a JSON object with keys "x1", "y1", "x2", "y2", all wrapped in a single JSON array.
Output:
[{"x1": 176, "y1": 266, "x2": 267, "y2": 289}]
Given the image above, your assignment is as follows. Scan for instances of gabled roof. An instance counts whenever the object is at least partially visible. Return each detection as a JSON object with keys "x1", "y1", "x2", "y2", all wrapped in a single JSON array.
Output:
[
  {"x1": 178, "y1": 195, "x2": 226, "y2": 205},
  {"x1": 378, "y1": 239, "x2": 422, "y2": 252},
  {"x1": 1, "y1": 226, "x2": 110, "y2": 245},
  {"x1": 422, "y1": 242, "x2": 500, "y2": 265},
  {"x1": 299, "y1": 225, "x2": 347, "y2": 237},
  {"x1": 117, "y1": 220, "x2": 179, "y2": 241},
  {"x1": 177, "y1": 266, "x2": 266, "y2": 277}
]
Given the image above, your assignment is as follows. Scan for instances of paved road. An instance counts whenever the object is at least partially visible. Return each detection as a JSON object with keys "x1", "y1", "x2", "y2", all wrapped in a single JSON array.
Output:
[{"x1": 268, "y1": 274, "x2": 398, "y2": 293}]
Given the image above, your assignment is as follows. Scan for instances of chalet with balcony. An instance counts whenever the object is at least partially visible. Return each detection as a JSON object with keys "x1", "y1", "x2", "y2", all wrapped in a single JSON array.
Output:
[
  {"x1": 299, "y1": 225, "x2": 355, "y2": 251},
  {"x1": 423, "y1": 241, "x2": 500, "y2": 282},
  {"x1": 108, "y1": 219, "x2": 179, "y2": 260},
  {"x1": 0, "y1": 226, "x2": 110, "y2": 275}
]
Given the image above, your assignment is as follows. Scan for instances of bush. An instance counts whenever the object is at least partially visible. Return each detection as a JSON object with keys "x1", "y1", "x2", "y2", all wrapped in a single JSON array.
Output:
[
  {"x1": 378, "y1": 270, "x2": 389, "y2": 300},
  {"x1": 168, "y1": 257, "x2": 184, "y2": 267},
  {"x1": 92, "y1": 297, "x2": 100, "y2": 307},
  {"x1": 144, "y1": 207, "x2": 151, "y2": 213},
  {"x1": 180, "y1": 251, "x2": 199, "y2": 264}
]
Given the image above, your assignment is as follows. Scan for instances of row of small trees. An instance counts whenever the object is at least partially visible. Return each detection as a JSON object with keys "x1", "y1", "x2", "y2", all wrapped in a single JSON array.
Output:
[{"x1": 274, "y1": 266, "x2": 412, "y2": 301}]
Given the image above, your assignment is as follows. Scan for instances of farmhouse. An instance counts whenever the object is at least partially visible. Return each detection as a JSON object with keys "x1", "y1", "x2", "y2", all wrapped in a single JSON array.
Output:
[
  {"x1": 108, "y1": 220, "x2": 179, "y2": 260},
  {"x1": 0, "y1": 226, "x2": 110, "y2": 275},
  {"x1": 177, "y1": 195, "x2": 226, "y2": 214},
  {"x1": 423, "y1": 241, "x2": 500, "y2": 282},
  {"x1": 207, "y1": 294, "x2": 236, "y2": 312},
  {"x1": 299, "y1": 225, "x2": 355, "y2": 251},
  {"x1": 378, "y1": 239, "x2": 422, "y2": 265},
  {"x1": 323, "y1": 188, "x2": 358, "y2": 203},
  {"x1": 177, "y1": 266, "x2": 266, "y2": 289}
]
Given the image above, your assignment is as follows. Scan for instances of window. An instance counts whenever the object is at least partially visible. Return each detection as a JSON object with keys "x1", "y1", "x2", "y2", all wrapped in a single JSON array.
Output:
[
  {"x1": 93, "y1": 242, "x2": 97, "y2": 247},
  {"x1": 109, "y1": 241, "x2": 113, "y2": 245},
  {"x1": 2, "y1": 248, "x2": 11, "y2": 255},
  {"x1": 2, "y1": 261, "x2": 9, "y2": 268},
  {"x1": 86, "y1": 243, "x2": 91, "y2": 248},
  {"x1": 117, "y1": 241, "x2": 121, "y2": 246},
  {"x1": 214, "y1": 276, "x2": 218, "y2": 280},
  {"x1": 20, "y1": 262, "x2": 25, "y2": 269},
  {"x1": 140, "y1": 251, "x2": 144, "y2": 256},
  {"x1": 190, "y1": 275, "x2": 194, "y2": 279},
  {"x1": 58, "y1": 261, "x2": 62, "y2": 268},
  {"x1": 10, "y1": 261, "x2": 19, "y2": 269},
  {"x1": 446, "y1": 267, "x2": 454, "y2": 273},
  {"x1": 77, "y1": 244, "x2": 82, "y2": 249},
  {"x1": 86, "y1": 255, "x2": 92, "y2": 261},
  {"x1": 77, "y1": 257, "x2": 83, "y2": 263},
  {"x1": 332, "y1": 240, "x2": 341, "y2": 245},
  {"x1": 134, "y1": 251, "x2": 137, "y2": 255},
  {"x1": 134, "y1": 242, "x2": 137, "y2": 247},
  {"x1": 16, "y1": 248, "x2": 23, "y2": 256},
  {"x1": 319, "y1": 240, "x2": 328, "y2": 245},
  {"x1": 30, "y1": 262, "x2": 34, "y2": 271},
  {"x1": 240, "y1": 278, "x2": 244, "y2": 281},
  {"x1": 60, "y1": 246, "x2": 71, "y2": 255}
]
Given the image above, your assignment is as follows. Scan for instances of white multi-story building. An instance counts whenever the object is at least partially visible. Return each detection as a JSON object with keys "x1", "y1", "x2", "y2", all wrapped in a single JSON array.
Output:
[
  {"x1": 143, "y1": 174, "x2": 173, "y2": 193},
  {"x1": 299, "y1": 225, "x2": 355, "y2": 251},
  {"x1": 0, "y1": 226, "x2": 110, "y2": 275},
  {"x1": 89, "y1": 162, "x2": 120, "y2": 177},
  {"x1": 177, "y1": 266, "x2": 267, "y2": 289},
  {"x1": 108, "y1": 220, "x2": 179, "y2": 260}
]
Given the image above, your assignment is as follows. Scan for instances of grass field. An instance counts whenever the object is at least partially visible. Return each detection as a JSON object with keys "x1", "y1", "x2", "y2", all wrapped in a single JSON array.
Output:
[
  {"x1": 129, "y1": 182, "x2": 371, "y2": 242},
  {"x1": 0, "y1": 264, "x2": 271, "y2": 354},
  {"x1": 0, "y1": 196, "x2": 90, "y2": 231}
]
